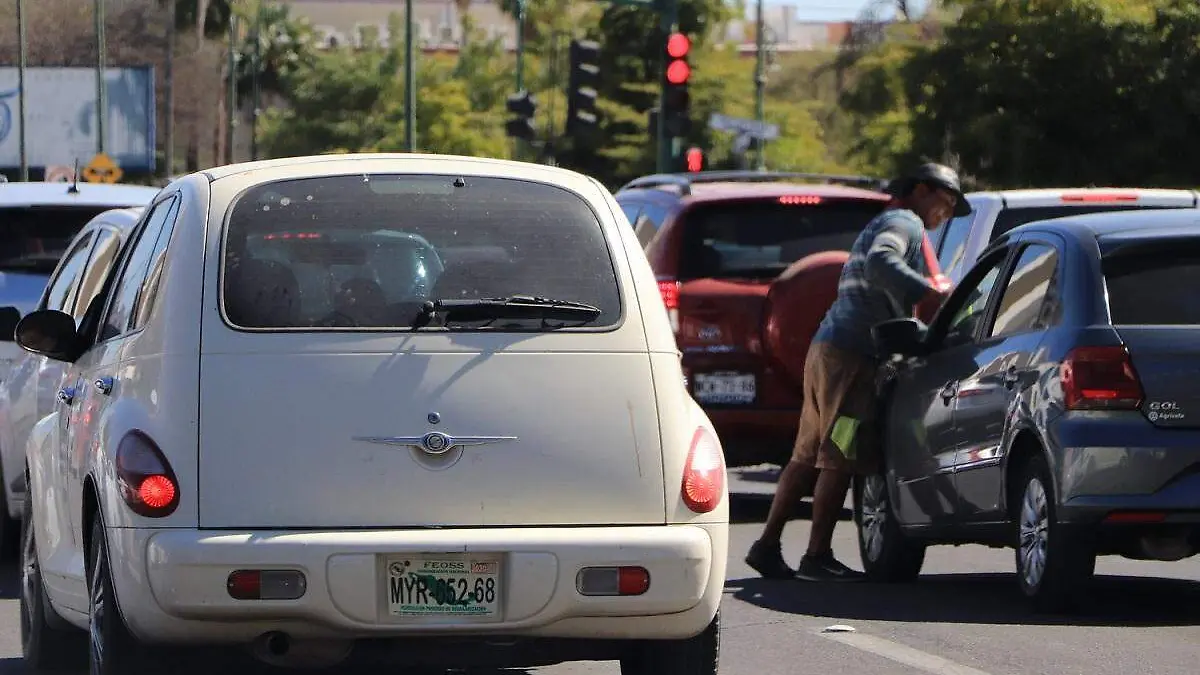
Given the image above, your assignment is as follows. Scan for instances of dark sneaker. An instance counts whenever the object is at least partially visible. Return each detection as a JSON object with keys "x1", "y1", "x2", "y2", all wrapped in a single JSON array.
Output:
[
  {"x1": 795, "y1": 551, "x2": 866, "y2": 582},
  {"x1": 745, "y1": 540, "x2": 796, "y2": 580}
]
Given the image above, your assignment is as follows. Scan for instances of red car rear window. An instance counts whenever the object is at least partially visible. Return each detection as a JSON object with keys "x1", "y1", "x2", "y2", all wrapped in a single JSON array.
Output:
[{"x1": 677, "y1": 199, "x2": 885, "y2": 280}]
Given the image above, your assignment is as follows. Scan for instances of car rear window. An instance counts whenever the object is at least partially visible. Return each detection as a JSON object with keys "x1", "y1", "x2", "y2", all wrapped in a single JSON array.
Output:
[
  {"x1": 221, "y1": 174, "x2": 622, "y2": 331},
  {"x1": 0, "y1": 206, "x2": 114, "y2": 275},
  {"x1": 1104, "y1": 250, "x2": 1200, "y2": 325},
  {"x1": 677, "y1": 199, "x2": 885, "y2": 280},
  {"x1": 994, "y1": 204, "x2": 1185, "y2": 239}
]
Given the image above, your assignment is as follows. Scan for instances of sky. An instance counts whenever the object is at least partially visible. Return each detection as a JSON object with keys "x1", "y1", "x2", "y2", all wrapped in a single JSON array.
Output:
[{"x1": 763, "y1": 0, "x2": 930, "y2": 22}]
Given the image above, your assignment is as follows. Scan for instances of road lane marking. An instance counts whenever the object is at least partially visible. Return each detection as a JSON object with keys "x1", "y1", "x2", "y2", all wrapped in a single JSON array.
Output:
[{"x1": 819, "y1": 629, "x2": 995, "y2": 675}]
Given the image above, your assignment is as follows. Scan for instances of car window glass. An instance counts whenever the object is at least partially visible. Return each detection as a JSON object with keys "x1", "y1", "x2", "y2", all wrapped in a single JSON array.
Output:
[
  {"x1": 993, "y1": 204, "x2": 1182, "y2": 240},
  {"x1": 42, "y1": 233, "x2": 94, "y2": 313},
  {"x1": 130, "y1": 198, "x2": 181, "y2": 331},
  {"x1": 222, "y1": 174, "x2": 621, "y2": 331},
  {"x1": 99, "y1": 198, "x2": 177, "y2": 341},
  {"x1": 70, "y1": 228, "x2": 121, "y2": 323},
  {"x1": 988, "y1": 243, "x2": 1059, "y2": 338},
  {"x1": 1104, "y1": 248, "x2": 1200, "y2": 325},
  {"x1": 639, "y1": 204, "x2": 669, "y2": 229},
  {"x1": 937, "y1": 212, "x2": 974, "y2": 273},
  {"x1": 939, "y1": 252, "x2": 1006, "y2": 347},
  {"x1": 618, "y1": 202, "x2": 641, "y2": 226},
  {"x1": 633, "y1": 214, "x2": 657, "y2": 248}
]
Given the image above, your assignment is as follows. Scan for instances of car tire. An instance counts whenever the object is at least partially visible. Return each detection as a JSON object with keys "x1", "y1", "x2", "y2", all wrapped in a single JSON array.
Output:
[
  {"x1": 619, "y1": 610, "x2": 720, "y2": 675},
  {"x1": 855, "y1": 474, "x2": 926, "y2": 582},
  {"x1": 20, "y1": 489, "x2": 86, "y2": 672},
  {"x1": 88, "y1": 515, "x2": 154, "y2": 674},
  {"x1": 1013, "y1": 454, "x2": 1096, "y2": 613}
]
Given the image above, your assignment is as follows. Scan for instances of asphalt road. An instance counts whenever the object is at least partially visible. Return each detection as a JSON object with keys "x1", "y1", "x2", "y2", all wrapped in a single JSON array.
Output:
[{"x1": 0, "y1": 465, "x2": 1197, "y2": 674}]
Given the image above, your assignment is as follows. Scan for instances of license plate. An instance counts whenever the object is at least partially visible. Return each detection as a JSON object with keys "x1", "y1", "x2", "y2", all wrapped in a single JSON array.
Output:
[
  {"x1": 385, "y1": 555, "x2": 501, "y2": 617},
  {"x1": 693, "y1": 372, "x2": 756, "y2": 404}
]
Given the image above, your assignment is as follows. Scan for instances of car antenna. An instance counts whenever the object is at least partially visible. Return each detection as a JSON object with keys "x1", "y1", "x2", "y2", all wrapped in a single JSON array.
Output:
[{"x1": 67, "y1": 158, "x2": 81, "y2": 194}]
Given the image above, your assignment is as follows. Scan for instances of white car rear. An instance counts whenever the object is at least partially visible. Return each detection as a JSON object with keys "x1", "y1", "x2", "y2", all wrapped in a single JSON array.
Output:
[{"x1": 17, "y1": 155, "x2": 728, "y2": 674}]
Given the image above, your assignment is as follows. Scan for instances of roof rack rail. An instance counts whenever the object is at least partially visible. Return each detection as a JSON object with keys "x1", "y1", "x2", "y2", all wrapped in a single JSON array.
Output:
[{"x1": 617, "y1": 170, "x2": 889, "y2": 196}]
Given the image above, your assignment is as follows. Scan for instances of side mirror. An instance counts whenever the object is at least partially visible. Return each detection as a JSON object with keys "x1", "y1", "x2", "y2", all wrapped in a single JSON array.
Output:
[
  {"x1": 872, "y1": 317, "x2": 929, "y2": 357},
  {"x1": 0, "y1": 306, "x2": 20, "y2": 342},
  {"x1": 14, "y1": 309, "x2": 80, "y2": 362}
]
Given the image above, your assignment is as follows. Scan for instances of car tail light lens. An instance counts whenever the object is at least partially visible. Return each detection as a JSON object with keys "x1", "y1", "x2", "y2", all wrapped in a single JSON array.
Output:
[
  {"x1": 682, "y1": 427, "x2": 725, "y2": 513},
  {"x1": 779, "y1": 195, "x2": 822, "y2": 205},
  {"x1": 1061, "y1": 346, "x2": 1143, "y2": 410},
  {"x1": 657, "y1": 279, "x2": 681, "y2": 333},
  {"x1": 116, "y1": 432, "x2": 180, "y2": 517},
  {"x1": 1060, "y1": 193, "x2": 1137, "y2": 203},
  {"x1": 575, "y1": 566, "x2": 650, "y2": 596},
  {"x1": 227, "y1": 569, "x2": 308, "y2": 600}
]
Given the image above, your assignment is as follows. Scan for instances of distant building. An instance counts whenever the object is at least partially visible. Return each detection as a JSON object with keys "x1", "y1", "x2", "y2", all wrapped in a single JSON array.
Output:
[{"x1": 281, "y1": 0, "x2": 871, "y2": 54}]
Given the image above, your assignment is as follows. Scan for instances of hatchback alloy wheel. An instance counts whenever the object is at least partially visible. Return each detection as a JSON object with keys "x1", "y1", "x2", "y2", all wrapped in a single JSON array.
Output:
[
  {"x1": 1018, "y1": 477, "x2": 1050, "y2": 590},
  {"x1": 854, "y1": 474, "x2": 925, "y2": 582}
]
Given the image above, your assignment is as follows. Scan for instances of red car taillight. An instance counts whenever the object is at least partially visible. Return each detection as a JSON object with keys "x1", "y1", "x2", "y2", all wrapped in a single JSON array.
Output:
[
  {"x1": 116, "y1": 432, "x2": 181, "y2": 518},
  {"x1": 658, "y1": 279, "x2": 681, "y2": 333},
  {"x1": 1061, "y1": 345, "x2": 1144, "y2": 411},
  {"x1": 682, "y1": 427, "x2": 725, "y2": 513}
]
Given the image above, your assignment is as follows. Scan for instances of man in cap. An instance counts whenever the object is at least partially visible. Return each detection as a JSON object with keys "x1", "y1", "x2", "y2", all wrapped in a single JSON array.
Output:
[{"x1": 746, "y1": 162, "x2": 972, "y2": 581}]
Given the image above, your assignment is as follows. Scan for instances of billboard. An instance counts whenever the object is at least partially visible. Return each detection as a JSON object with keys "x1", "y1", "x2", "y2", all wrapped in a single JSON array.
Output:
[{"x1": 0, "y1": 67, "x2": 156, "y2": 172}]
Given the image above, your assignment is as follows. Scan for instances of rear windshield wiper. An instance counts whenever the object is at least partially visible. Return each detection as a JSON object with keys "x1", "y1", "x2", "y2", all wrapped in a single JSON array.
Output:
[{"x1": 413, "y1": 295, "x2": 601, "y2": 328}]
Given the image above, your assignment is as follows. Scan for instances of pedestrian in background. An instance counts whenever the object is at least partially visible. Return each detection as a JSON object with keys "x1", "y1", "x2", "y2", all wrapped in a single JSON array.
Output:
[{"x1": 745, "y1": 163, "x2": 971, "y2": 581}]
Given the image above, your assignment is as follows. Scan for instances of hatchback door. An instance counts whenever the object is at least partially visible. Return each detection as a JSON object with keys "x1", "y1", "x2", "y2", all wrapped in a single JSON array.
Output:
[{"x1": 197, "y1": 172, "x2": 667, "y2": 529}]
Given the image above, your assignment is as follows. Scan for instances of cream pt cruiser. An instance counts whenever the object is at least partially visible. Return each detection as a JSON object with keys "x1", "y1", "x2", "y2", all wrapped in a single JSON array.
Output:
[{"x1": 16, "y1": 155, "x2": 728, "y2": 674}]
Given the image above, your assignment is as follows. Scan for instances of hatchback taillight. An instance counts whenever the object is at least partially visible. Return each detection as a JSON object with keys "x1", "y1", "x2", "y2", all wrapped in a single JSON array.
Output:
[
  {"x1": 1061, "y1": 345, "x2": 1143, "y2": 410},
  {"x1": 658, "y1": 279, "x2": 681, "y2": 333},
  {"x1": 681, "y1": 427, "x2": 725, "y2": 513},
  {"x1": 116, "y1": 432, "x2": 181, "y2": 518}
]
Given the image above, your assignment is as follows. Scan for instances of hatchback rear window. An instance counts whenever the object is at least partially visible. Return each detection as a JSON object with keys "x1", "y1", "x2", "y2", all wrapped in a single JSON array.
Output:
[
  {"x1": 678, "y1": 199, "x2": 884, "y2": 280},
  {"x1": 221, "y1": 174, "x2": 621, "y2": 330},
  {"x1": 994, "y1": 204, "x2": 1185, "y2": 239},
  {"x1": 1104, "y1": 250, "x2": 1200, "y2": 325},
  {"x1": 0, "y1": 206, "x2": 114, "y2": 275}
]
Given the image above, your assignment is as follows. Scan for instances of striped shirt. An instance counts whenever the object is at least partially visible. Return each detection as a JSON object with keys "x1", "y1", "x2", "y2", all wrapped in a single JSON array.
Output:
[{"x1": 813, "y1": 208, "x2": 935, "y2": 356}]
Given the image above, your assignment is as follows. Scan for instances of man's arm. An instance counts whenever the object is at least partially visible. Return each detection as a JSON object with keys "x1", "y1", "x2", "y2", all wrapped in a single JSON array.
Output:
[{"x1": 863, "y1": 214, "x2": 935, "y2": 311}]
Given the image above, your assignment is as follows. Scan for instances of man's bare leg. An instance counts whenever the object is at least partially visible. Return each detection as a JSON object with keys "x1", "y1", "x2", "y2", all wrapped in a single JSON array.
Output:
[
  {"x1": 745, "y1": 461, "x2": 818, "y2": 579},
  {"x1": 795, "y1": 468, "x2": 864, "y2": 581}
]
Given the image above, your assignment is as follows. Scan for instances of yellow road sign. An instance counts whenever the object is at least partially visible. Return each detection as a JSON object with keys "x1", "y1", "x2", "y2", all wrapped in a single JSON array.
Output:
[{"x1": 81, "y1": 153, "x2": 123, "y2": 184}]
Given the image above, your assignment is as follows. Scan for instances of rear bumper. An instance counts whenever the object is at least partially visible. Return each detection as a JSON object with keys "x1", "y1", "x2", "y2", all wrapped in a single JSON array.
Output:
[{"x1": 108, "y1": 524, "x2": 727, "y2": 646}]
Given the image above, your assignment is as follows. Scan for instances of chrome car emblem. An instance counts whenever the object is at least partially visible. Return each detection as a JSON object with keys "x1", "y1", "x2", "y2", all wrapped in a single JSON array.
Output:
[{"x1": 353, "y1": 432, "x2": 517, "y2": 456}]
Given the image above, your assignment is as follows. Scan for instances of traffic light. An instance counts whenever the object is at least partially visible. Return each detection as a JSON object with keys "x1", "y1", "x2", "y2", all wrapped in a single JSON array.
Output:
[
  {"x1": 686, "y1": 147, "x2": 703, "y2": 173},
  {"x1": 663, "y1": 32, "x2": 691, "y2": 138},
  {"x1": 566, "y1": 39, "x2": 601, "y2": 137},
  {"x1": 505, "y1": 90, "x2": 537, "y2": 141}
]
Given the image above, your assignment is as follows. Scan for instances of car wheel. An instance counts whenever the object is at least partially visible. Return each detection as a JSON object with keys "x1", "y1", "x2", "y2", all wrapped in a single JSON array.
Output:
[
  {"x1": 619, "y1": 610, "x2": 720, "y2": 675},
  {"x1": 1013, "y1": 454, "x2": 1095, "y2": 612},
  {"x1": 21, "y1": 489, "x2": 86, "y2": 671},
  {"x1": 88, "y1": 515, "x2": 153, "y2": 675},
  {"x1": 855, "y1": 474, "x2": 926, "y2": 582}
]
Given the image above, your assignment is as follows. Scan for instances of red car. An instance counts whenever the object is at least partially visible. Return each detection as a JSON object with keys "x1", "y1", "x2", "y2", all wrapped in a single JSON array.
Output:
[{"x1": 616, "y1": 172, "x2": 893, "y2": 466}]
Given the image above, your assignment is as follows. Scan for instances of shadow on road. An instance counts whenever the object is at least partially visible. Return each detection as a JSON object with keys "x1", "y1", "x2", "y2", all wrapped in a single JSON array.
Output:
[
  {"x1": 728, "y1": 494, "x2": 851, "y2": 525},
  {"x1": 726, "y1": 571, "x2": 1200, "y2": 627}
]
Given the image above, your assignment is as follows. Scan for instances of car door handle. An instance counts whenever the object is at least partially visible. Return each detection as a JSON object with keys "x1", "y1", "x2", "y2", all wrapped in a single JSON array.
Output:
[
  {"x1": 940, "y1": 381, "x2": 959, "y2": 404},
  {"x1": 1003, "y1": 367, "x2": 1020, "y2": 388},
  {"x1": 57, "y1": 386, "x2": 76, "y2": 406},
  {"x1": 94, "y1": 376, "x2": 114, "y2": 396}
]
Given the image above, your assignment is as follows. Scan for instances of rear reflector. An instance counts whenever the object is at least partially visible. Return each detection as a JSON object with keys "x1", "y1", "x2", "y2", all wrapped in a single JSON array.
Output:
[
  {"x1": 227, "y1": 570, "x2": 308, "y2": 600},
  {"x1": 682, "y1": 427, "x2": 725, "y2": 513},
  {"x1": 576, "y1": 566, "x2": 650, "y2": 596},
  {"x1": 1060, "y1": 193, "x2": 1138, "y2": 203},
  {"x1": 779, "y1": 195, "x2": 822, "y2": 205},
  {"x1": 1103, "y1": 511, "x2": 1166, "y2": 524},
  {"x1": 657, "y1": 279, "x2": 681, "y2": 333},
  {"x1": 1061, "y1": 345, "x2": 1143, "y2": 410}
]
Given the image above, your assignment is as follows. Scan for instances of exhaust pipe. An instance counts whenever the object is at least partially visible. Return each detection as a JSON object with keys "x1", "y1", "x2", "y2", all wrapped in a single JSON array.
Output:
[
  {"x1": 265, "y1": 631, "x2": 290, "y2": 657},
  {"x1": 250, "y1": 632, "x2": 352, "y2": 669}
]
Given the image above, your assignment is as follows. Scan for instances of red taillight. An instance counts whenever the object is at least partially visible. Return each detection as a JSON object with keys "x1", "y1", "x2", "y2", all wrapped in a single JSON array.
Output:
[
  {"x1": 116, "y1": 432, "x2": 180, "y2": 518},
  {"x1": 1061, "y1": 345, "x2": 1144, "y2": 411},
  {"x1": 779, "y1": 195, "x2": 822, "y2": 205},
  {"x1": 1060, "y1": 193, "x2": 1137, "y2": 203},
  {"x1": 658, "y1": 279, "x2": 681, "y2": 333},
  {"x1": 682, "y1": 427, "x2": 725, "y2": 513}
]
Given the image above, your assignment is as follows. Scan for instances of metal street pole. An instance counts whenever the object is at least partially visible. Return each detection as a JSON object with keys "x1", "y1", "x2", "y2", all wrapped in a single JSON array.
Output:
[
  {"x1": 515, "y1": 0, "x2": 525, "y2": 91},
  {"x1": 226, "y1": 14, "x2": 237, "y2": 165},
  {"x1": 655, "y1": 0, "x2": 676, "y2": 173},
  {"x1": 165, "y1": 0, "x2": 176, "y2": 177},
  {"x1": 95, "y1": 0, "x2": 107, "y2": 156},
  {"x1": 251, "y1": 1, "x2": 261, "y2": 161},
  {"x1": 16, "y1": 0, "x2": 28, "y2": 181},
  {"x1": 404, "y1": 0, "x2": 415, "y2": 151},
  {"x1": 753, "y1": 0, "x2": 765, "y2": 170}
]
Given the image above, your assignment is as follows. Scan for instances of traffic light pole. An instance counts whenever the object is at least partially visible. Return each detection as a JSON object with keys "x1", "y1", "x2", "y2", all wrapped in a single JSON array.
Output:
[
  {"x1": 516, "y1": 0, "x2": 525, "y2": 92},
  {"x1": 753, "y1": 0, "x2": 766, "y2": 170},
  {"x1": 656, "y1": 0, "x2": 677, "y2": 173}
]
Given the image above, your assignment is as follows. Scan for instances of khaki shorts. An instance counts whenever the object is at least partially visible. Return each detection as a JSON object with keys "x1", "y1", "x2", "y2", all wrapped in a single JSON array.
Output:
[{"x1": 791, "y1": 340, "x2": 881, "y2": 475}]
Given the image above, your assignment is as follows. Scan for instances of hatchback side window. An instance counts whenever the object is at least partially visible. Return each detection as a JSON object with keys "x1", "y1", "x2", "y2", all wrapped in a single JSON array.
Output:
[
  {"x1": 98, "y1": 197, "x2": 178, "y2": 342},
  {"x1": 937, "y1": 212, "x2": 974, "y2": 273},
  {"x1": 987, "y1": 243, "x2": 1059, "y2": 339},
  {"x1": 130, "y1": 198, "x2": 182, "y2": 331},
  {"x1": 42, "y1": 233, "x2": 95, "y2": 314},
  {"x1": 938, "y1": 250, "x2": 1007, "y2": 348},
  {"x1": 69, "y1": 228, "x2": 121, "y2": 323}
]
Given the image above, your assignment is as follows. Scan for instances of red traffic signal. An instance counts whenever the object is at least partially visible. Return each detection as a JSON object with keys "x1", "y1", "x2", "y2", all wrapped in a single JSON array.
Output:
[
  {"x1": 666, "y1": 60, "x2": 691, "y2": 85},
  {"x1": 667, "y1": 33, "x2": 691, "y2": 59},
  {"x1": 686, "y1": 147, "x2": 703, "y2": 172}
]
